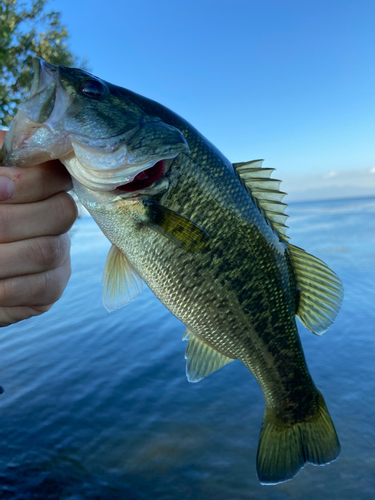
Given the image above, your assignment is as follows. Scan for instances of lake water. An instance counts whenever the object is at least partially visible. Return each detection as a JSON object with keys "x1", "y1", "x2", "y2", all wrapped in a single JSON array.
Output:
[{"x1": 0, "y1": 196, "x2": 375, "y2": 499}]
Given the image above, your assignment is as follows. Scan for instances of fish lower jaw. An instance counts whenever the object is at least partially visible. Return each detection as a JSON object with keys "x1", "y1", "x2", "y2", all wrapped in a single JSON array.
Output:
[
  {"x1": 61, "y1": 154, "x2": 167, "y2": 193},
  {"x1": 2, "y1": 111, "x2": 73, "y2": 167}
]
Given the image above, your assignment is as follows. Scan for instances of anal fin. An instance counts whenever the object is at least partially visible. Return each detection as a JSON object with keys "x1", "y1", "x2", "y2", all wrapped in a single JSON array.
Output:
[
  {"x1": 184, "y1": 329, "x2": 235, "y2": 382},
  {"x1": 102, "y1": 244, "x2": 143, "y2": 311}
]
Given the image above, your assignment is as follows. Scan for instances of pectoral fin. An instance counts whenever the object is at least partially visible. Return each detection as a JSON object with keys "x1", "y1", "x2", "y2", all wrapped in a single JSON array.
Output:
[
  {"x1": 142, "y1": 199, "x2": 210, "y2": 252},
  {"x1": 288, "y1": 244, "x2": 344, "y2": 335},
  {"x1": 183, "y1": 329, "x2": 235, "y2": 382},
  {"x1": 102, "y1": 244, "x2": 143, "y2": 311}
]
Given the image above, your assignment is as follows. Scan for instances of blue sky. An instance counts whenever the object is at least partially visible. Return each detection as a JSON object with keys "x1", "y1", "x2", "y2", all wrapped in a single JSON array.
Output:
[{"x1": 50, "y1": 0, "x2": 375, "y2": 199}]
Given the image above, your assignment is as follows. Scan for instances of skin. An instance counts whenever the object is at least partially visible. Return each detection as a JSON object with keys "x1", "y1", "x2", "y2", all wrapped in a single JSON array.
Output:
[{"x1": 0, "y1": 130, "x2": 77, "y2": 327}]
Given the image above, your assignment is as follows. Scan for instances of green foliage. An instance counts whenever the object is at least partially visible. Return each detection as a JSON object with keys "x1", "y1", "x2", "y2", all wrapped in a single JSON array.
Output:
[{"x1": 0, "y1": 0, "x2": 85, "y2": 127}]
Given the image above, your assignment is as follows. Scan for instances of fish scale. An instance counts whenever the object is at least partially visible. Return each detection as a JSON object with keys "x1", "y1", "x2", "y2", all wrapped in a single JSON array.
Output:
[
  {"x1": 2, "y1": 58, "x2": 343, "y2": 485},
  {"x1": 89, "y1": 145, "x2": 314, "y2": 412}
]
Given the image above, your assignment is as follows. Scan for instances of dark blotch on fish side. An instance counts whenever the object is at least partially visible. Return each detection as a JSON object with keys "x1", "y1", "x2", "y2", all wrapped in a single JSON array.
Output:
[{"x1": 0, "y1": 386, "x2": 4, "y2": 394}]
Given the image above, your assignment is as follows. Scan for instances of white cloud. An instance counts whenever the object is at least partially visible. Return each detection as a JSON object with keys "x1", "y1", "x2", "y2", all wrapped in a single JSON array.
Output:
[
  {"x1": 323, "y1": 171, "x2": 337, "y2": 179},
  {"x1": 282, "y1": 167, "x2": 375, "y2": 201}
]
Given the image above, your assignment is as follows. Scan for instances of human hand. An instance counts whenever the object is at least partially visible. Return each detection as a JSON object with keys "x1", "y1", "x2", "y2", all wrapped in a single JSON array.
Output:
[{"x1": 0, "y1": 130, "x2": 77, "y2": 326}]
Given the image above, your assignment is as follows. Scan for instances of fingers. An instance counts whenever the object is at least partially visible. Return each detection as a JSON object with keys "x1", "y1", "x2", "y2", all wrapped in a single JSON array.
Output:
[
  {"x1": 0, "y1": 306, "x2": 49, "y2": 327},
  {"x1": 0, "y1": 205, "x2": 75, "y2": 326},
  {"x1": 0, "y1": 251, "x2": 71, "y2": 327},
  {"x1": 0, "y1": 160, "x2": 73, "y2": 203},
  {"x1": 1, "y1": 129, "x2": 72, "y2": 203},
  {"x1": 0, "y1": 233, "x2": 72, "y2": 323},
  {"x1": 0, "y1": 191, "x2": 77, "y2": 243},
  {"x1": 0, "y1": 130, "x2": 78, "y2": 327},
  {"x1": 0, "y1": 255, "x2": 71, "y2": 308},
  {"x1": 0, "y1": 234, "x2": 71, "y2": 279}
]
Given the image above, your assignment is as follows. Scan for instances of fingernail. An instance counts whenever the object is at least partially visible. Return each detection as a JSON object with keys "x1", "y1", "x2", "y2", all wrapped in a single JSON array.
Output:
[{"x1": 0, "y1": 176, "x2": 15, "y2": 201}]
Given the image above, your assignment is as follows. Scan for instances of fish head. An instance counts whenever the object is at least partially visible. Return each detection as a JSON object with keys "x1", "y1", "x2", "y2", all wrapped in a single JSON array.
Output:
[{"x1": 3, "y1": 58, "x2": 189, "y2": 193}]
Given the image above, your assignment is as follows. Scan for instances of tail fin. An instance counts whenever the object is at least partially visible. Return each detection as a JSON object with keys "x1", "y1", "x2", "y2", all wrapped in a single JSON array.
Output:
[{"x1": 256, "y1": 391, "x2": 340, "y2": 485}]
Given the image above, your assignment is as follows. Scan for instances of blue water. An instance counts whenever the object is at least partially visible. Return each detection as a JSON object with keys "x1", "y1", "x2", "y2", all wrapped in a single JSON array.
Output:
[{"x1": 0, "y1": 196, "x2": 375, "y2": 499}]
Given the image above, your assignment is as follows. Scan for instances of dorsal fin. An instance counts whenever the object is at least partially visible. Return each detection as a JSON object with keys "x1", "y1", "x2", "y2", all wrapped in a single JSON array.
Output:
[
  {"x1": 183, "y1": 329, "x2": 235, "y2": 382},
  {"x1": 233, "y1": 159, "x2": 289, "y2": 242},
  {"x1": 233, "y1": 160, "x2": 344, "y2": 335},
  {"x1": 102, "y1": 244, "x2": 143, "y2": 311},
  {"x1": 288, "y1": 244, "x2": 344, "y2": 335}
]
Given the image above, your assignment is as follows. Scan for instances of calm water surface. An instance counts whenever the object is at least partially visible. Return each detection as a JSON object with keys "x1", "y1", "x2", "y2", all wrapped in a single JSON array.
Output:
[{"x1": 1, "y1": 197, "x2": 375, "y2": 499}]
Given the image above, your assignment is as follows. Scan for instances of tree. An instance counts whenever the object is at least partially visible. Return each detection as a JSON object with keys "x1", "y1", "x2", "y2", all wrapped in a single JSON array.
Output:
[{"x1": 0, "y1": 0, "x2": 85, "y2": 127}]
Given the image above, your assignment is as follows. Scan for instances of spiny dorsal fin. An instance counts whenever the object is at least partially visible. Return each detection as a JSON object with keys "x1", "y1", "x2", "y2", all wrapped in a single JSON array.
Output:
[
  {"x1": 288, "y1": 244, "x2": 344, "y2": 335},
  {"x1": 183, "y1": 329, "x2": 234, "y2": 382},
  {"x1": 233, "y1": 160, "x2": 344, "y2": 334},
  {"x1": 233, "y1": 159, "x2": 289, "y2": 242},
  {"x1": 102, "y1": 244, "x2": 143, "y2": 311}
]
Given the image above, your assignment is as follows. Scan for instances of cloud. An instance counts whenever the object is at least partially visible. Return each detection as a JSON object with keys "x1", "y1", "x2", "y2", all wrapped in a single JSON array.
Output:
[
  {"x1": 282, "y1": 167, "x2": 375, "y2": 201},
  {"x1": 323, "y1": 171, "x2": 337, "y2": 179}
]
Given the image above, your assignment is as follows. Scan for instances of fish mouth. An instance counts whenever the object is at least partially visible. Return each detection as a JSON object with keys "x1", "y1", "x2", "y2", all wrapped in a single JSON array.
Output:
[
  {"x1": 3, "y1": 58, "x2": 74, "y2": 166},
  {"x1": 115, "y1": 160, "x2": 165, "y2": 192},
  {"x1": 18, "y1": 58, "x2": 74, "y2": 135},
  {"x1": 3, "y1": 58, "x2": 189, "y2": 193},
  {"x1": 62, "y1": 139, "x2": 177, "y2": 192},
  {"x1": 28, "y1": 58, "x2": 58, "y2": 99}
]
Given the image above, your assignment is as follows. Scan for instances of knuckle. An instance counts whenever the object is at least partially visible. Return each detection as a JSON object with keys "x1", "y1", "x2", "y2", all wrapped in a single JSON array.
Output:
[
  {"x1": 43, "y1": 270, "x2": 67, "y2": 304},
  {"x1": 0, "y1": 243, "x2": 72, "y2": 308},
  {"x1": 53, "y1": 192, "x2": 78, "y2": 232},
  {"x1": 8, "y1": 273, "x2": 50, "y2": 307},
  {"x1": 40, "y1": 258, "x2": 71, "y2": 305},
  {"x1": 32, "y1": 272, "x2": 53, "y2": 304},
  {"x1": 0, "y1": 266, "x2": 69, "y2": 307},
  {"x1": 27, "y1": 236, "x2": 66, "y2": 269}
]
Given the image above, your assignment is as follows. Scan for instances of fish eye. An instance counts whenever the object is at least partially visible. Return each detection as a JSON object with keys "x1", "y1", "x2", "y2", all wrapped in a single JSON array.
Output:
[{"x1": 80, "y1": 79, "x2": 106, "y2": 98}]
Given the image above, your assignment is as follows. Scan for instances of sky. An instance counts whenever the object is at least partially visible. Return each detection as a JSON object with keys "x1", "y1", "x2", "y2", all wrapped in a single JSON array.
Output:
[{"x1": 48, "y1": 0, "x2": 375, "y2": 200}]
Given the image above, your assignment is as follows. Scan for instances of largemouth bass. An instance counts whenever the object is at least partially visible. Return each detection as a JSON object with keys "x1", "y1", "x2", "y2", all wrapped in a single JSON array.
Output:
[{"x1": 1, "y1": 58, "x2": 344, "y2": 485}]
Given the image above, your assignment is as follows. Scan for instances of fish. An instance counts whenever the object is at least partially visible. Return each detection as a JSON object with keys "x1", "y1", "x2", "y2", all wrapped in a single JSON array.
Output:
[{"x1": 1, "y1": 58, "x2": 344, "y2": 485}]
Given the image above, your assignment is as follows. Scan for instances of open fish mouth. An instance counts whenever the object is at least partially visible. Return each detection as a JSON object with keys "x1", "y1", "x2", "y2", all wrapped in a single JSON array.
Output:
[
  {"x1": 115, "y1": 159, "x2": 166, "y2": 192},
  {"x1": 3, "y1": 58, "x2": 75, "y2": 166},
  {"x1": 28, "y1": 58, "x2": 58, "y2": 99},
  {"x1": 3, "y1": 58, "x2": 189, "y2": 192},
  {"x1": 22, "y1": 58, "x2": 61, "y2": 122},
  {"x1": 63, "y1": 141, "x2": 171, "y2": 192}
]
